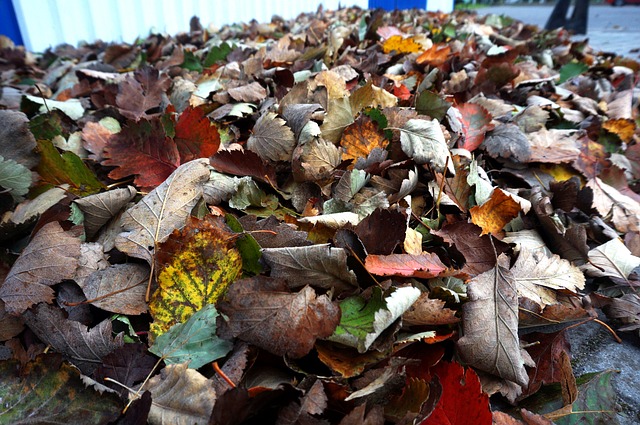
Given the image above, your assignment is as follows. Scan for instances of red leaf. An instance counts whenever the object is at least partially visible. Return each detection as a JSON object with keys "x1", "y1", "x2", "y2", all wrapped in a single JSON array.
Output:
[
  {"x1": 421, "y1": 361, "x2": 492, "y2": 425},
  {"x1": 365, "y1": 252, "x2": 448, "y2": 278},
  {"x1": 102, "y1": 119, "x2": 180, "y2": 191},
  {"x1": 210, "y1": 149, "x2": 277, "y2": 185},
  {"x1": 456, "y1": 103, "x2": 494, "y2": 151},
  {"x1": 174, "y1": 106, "x2": 221, "y2": 163}
]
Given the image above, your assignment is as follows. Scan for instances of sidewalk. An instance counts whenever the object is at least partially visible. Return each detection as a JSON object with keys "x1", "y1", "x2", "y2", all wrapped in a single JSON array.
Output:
[{"x1": 472, "y1": 5, "x2": 640, "y2": 59}]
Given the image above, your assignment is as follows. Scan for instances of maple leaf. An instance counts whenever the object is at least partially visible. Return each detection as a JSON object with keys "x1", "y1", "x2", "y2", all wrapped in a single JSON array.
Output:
[
  {"x1": 149, "y1": 215, "x2": 243, "y2": 339},
  {"x1": 218, "y1": 276, "x2": 340, "y2": 358},
  {"x1": 102, "y1": 118, "x2": 180, "y2": 191},
  {"x1": 116, "y1": 66, "x2": 171, "y2": 121},
  {"x1": 0, "y1": 221, "x2": 81, "y2": 314}
]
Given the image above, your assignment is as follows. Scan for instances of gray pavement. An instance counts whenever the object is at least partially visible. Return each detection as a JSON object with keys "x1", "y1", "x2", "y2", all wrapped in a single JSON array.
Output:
[{"x1": 473, "y1": 5, "x2": 640, "y2": 59}]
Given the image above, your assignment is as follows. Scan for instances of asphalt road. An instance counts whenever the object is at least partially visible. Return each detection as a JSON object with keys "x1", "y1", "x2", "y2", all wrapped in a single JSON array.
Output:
[{"x1": 473, "y1": 5, "x2": 640, "y2": 59}]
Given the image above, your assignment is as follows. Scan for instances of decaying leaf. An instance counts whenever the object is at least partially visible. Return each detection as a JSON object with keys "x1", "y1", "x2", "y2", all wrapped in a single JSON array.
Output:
[
  {"x1": 457, "y1": 254, "x2": 530, "y2": 387},
  {"x1": 0, "y1": 222, "x2": 81, "y2": 314},
  {"x1": 140, "y1": 363, "x2": 216, "y2": 425},
  {"x1": 149, "y1": 215, "x2": 243, "y2": 339},
  {"x1": 115, "y1": 159, "x2": 210, "y2": 264},
  {"x1": 79, "y1": 263, "x2": 149, "y2": 315},
  {"x1": 218, "y1": 276, "x2": 340, "y2": 358},
  {"x1": 74, "y1": 186, "x2": 137, "y2": 238}
]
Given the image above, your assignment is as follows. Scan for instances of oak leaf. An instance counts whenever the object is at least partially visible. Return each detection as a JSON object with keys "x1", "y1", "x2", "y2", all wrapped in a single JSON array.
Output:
[
  {"x1": 456, "y1": 254, "x2": 530, "y2": 387},
  {"x1": 115, "y1": 159, "x2": 210, "y2": 264},
  {"x1": 150, "y1": 215, "x2": 243, "y2": 339},
  {"x1": 0, "y1": 221, "x2": 81, "y2": 314},
  {"x1": 470, "y1": 188, "x2": 521, "y2": 236},
  {"x1": 218, "y1": 276, "x2": 340, "y2": 358}
]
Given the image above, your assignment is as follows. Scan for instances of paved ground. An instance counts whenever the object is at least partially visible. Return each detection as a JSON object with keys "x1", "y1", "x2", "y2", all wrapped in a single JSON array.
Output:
[{"x1": 473, "y1": 5, "x2": 640, "y2": 59}]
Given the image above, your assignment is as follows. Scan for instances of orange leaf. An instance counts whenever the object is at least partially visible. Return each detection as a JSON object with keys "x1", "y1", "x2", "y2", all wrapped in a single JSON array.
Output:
[
  {"x1": 456, "y1": 103, "x2": 494, "y2": 151},
  {"x1": 602, "y1": 118, "x2": 636, "y2": 143},
  {"x1": 470, "y1": 189, "x2": 521, "y2": 235},
  {"x1": 340, "y1": 115, "x2": 389, "y2": 163},
  {"x1": 365, "y1": 252, "x2": 448, "y2": 278},
  {"x1": 382, "y1": 35, "x2": 422, "y2": 54},
  {"x1": 416, "y1": 43, "x2": 451, "y2": 67}
]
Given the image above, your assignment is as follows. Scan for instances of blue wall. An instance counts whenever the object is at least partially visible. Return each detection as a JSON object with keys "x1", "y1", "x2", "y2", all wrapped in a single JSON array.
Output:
[
  {"x1": 368, "y1": 0, "x2": 426, "y2": 10},
  {"x1": 0, "y1": 0, "x2": 23, "y2": 45}
]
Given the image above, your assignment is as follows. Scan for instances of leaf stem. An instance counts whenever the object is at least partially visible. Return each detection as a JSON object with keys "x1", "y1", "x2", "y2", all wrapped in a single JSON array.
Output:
[{"x1": 213, "y1": 361, "x2": 236, "y2": 388}]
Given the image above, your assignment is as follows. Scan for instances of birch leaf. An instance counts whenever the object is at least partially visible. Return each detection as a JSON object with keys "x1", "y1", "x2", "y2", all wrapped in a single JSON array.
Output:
[
  {"x1": 456, "y1": 254, "x2": 529, "y2": 387},
  {"x1": 115, "y1": 159, "x2": 210, "y2": 264}
]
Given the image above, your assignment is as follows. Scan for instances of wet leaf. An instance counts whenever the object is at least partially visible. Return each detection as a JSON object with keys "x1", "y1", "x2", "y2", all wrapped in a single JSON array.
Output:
[
  {"x1": 149, "y1": 304, "x2": 233, "y2": 369},
  {"x1": 0, "y1": 222, "x2": 81, "y2": 314},
  {"x1": 149, "y1": 215, "x2": 243, "y2": 339},
  {"x1": 0, "y1": 354, "x2": 122, "y2": 424},
  {"x1": 218, "y1": 276, "x2": 340, "y2": 358}
]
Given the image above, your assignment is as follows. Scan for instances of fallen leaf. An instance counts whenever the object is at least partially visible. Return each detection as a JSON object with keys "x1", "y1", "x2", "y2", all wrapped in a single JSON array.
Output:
[
  {"x1": 416, "y1": 43, "x2": 451, "y2": 67},
  {"x1": 340, "y1": 115, "x2": 389, "y2": 164},
  {"x1": 355, "y1": 208, "x2": 407, "y2": 255},
  {"x1": 0, "y1": 354, "x2": 122, "y2": 424},
  {"x1": 74, "y1": 185, "x2": 137, "y2": 238},
  {"x1": 218, "y1": 276, "x2": 340, "y2": 358},
  {"x1": 228, "y1": 82, "x2": 267, "y2": 103},
  {"x1": 149, "y1": 304, "x2": 233, "y2": 369},
  {"x1": 23, "y1": 303, "x2": 124, "y2": 374},
  {"x1": 328, "y1": 286, "x2": 421, "y2": 353},
  {"x1": 0, "y1": 221, "x2": 81, "y2": 314},
  {"x1": 398, "y1": 118, "x2": 455, "y2": 174},
  {"x1": 261, "y1": 244, "x2": 357, "y2": 292},
  {"x1": 382, "y1": 35, "x2": 422, "y2": 54},
  {"x1": 365, "y1": 252, "x2": 448, "y2": 279},
  {"x1": 277, "y1": 379, "x2": 328, "y2": 423},
  {"x1": 470, "y1": 188, "x2": 522, "y2": 236},
  {"x1": 0, "y1": 155, "x2": 31, "y2": 200},
  {"x1": 209, "y1": 148, "x2": 277, "y2": 185},
  {"x1": 173, "y1": 105, "x2": 221, "y2": 163},
  {"x1": 402, "y1": 292, "x2": 460, "y2": 326},
  {"x1": 79, "y1": 263, "x2": 149, "y2": 315},
  {"x1": 482, "y1": 124, "x2": 531, "y2": 163},
  {"x1": 141, "y1": 363, "x2": 216, "y2": 425},
  {"x1": 93, "y1": 343, "x2": 157, "y2": 398},
  {"x1": 294, "y1": 136, "x2": 341, "y2": 181},
  {"x1": 457, "y1": 254, "x2": 530, "y2": 387},
  {"x1": 116, "y1": 66, "x2": 171, "y2": 121},
  {"x1": 456, "y1": 103, "x2": 495, "y2": 152},
  {"x1": 149, "y1": 215, "x2": 243, "y2": 339},
  {"x1": 115, "y1": 159, "x2": 210, "y2": 264},
  {"x1": 602, "y1": 118, "x2": 635, "y2": 143},
  {"x1": 586, "y1": 177, "x2": 640, "y2": 233},
  {"x1": 321, "y1": 96, "x2": 354, "y2": 143},
  {"x1": 602, "y1": 294, "x2": 640, "y2": 331},
  {"x1": 349, "y1": 80, "x2": 398, "y2": 114},
  {"x1": 0, "y1": 110, "x2": 38, "y2": 169},
  {"x1": 247, "y1": 112, "x2": 296, "y2": 162},
  {"x1": 582, "y1": 237, "x2": 640, "y2": 281},
  {"x1": 81, "y1": 118, "x2": 120, "y2": 162}
]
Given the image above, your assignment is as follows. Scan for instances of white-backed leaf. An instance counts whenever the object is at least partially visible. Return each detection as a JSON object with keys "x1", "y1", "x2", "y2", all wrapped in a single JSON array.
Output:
[{"x1": 399, "y1": 119, "x2": 454, "y2": 174}]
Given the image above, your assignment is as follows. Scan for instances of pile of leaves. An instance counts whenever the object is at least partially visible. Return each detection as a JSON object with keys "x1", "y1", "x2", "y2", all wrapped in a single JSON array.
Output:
[{"x1": 1, "y1": 6, "x2": 640, "y2": 424}]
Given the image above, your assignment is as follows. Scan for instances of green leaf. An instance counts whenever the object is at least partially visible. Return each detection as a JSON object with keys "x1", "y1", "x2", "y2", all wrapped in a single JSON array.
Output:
[
  {"x1": 203, "y1": 42, "x2": 234, "y2": 67},
  {"x1": 328, "y1": 286, "x2": 421, "y2": 353},
  {"x1": 558, "y1": 61, "x2": 589, "y2": 84},
  {"x1": 36, "y1": 139, "x2": 105, "y2": 196},
  {"x1": 228, "y1": 178, "x2": 279, "y2": 213},
  {"x1": 415, "y1": 90, "x2": 452, "y2": 122},
  {"x1": 226, "y1": 214, "x2": 263, "y2": 275},
  {"x1": 0, "y1": 354, "x2": 122, "y2": 424},
  {"x1": 149, "y1": 304, "x2": 233, "y2": 369},
  {"x1": 0, "y1": 155, "x2": 32, "y2": 200},
  {"x1": 28, "y1": 111, "x2": 65, "y2": 140},
  {"x1": 181, "y1": 50, "x2": 203, "y2": 72}
]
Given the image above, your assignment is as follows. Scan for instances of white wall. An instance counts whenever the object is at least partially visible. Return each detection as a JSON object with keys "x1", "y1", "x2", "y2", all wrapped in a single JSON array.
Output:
[{"x1": 12, "y1": 0, "x2": 370, "y2": 52}]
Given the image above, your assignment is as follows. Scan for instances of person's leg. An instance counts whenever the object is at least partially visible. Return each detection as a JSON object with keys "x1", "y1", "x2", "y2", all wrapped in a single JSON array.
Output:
[
  {"x1": 566, "y1": 0, "x2": 589, "y2": 34},
  {"x1": 545, "y1": 0, "x2": 571, "y2": 30}
]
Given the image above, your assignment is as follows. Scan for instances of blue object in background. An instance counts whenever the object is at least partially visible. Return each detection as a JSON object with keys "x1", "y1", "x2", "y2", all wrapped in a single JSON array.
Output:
[
  {"x1": 368, "y1": 0, "x2": 426, "y2": 10},
  {"x1": 0, "y1": 0, "x2": 23, "y2": 45}
]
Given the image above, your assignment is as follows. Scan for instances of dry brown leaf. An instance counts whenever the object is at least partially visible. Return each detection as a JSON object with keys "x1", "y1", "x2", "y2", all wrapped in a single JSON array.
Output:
[
  {"x1": 527, "y1": 129, "x2": 581, "y2": 164},
  {"x1": 402, "y1": 292, "x2": 460, "y2": 326},
  {"x1": 457, "y1": 254, "x2": 530, "y2": 387},
  {"x1": 247, "y1": 112, "x2": 296, "y2": 162},
  {"x1": 74, "y1": 186, "x2": 137, "y2": 238},
  {"x1": 141, "y1": 363, "x2": 216, "y2": 425},
  {"x1": 582, "y1": 237, "x2": 640, "y2": 280},
  {"x1": 0, "y1": 222, "x2": 81, "y2": 314},
  {"x1": 115, "y1": 159, "x2": 210, "y2": 264},
  {"x1": 79, "y1": 263, "x2": 149, "y2": 315},
  {"x1": 586, "y1": 177, "x2": 640, "y2": 233}
]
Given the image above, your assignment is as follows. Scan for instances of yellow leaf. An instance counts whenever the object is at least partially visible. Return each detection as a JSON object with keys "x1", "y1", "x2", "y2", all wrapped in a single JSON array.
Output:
[
  {"x1": 382, "y1": 35, "x2": 422, "y2": 54},
  {"x1": 602, "y1": 118, "x2": 636, "y2": 143},
  {"x1": 340, "y1": 115, "x2": 389, "y2": 163},
  {"x1": 470, "y1": 188, "x2": 521, "y2": 236},
  {"x1": 149, "y1": 215, "x2": 243, "y2": 340}
]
